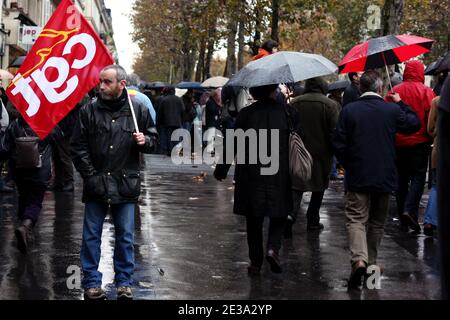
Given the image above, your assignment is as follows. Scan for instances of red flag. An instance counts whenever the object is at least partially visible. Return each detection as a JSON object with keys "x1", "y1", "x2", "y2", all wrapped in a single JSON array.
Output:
[{"x1": 6, "y1": 0, "x2": 114, "y2": 138}]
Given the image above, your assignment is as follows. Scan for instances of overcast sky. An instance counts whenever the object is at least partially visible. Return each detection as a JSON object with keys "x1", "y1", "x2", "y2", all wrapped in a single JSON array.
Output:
[{"x1": 104, "y1": 0, "x2": 140, "y2": 73}]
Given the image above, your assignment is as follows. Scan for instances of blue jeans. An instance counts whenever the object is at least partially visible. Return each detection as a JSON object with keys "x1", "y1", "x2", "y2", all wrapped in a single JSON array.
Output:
[
  {"x1": 160, "y1": 126, "x2": 180, "y2": 154},
  {"x1": 80, "y1": 201, "x2": 135, "y2": 289},
  {"x1": 182, "y1": 122, "x2": 192, "y2": 133},
  {"x1": 330, "y1": 156, "x2": 337, "y2": 178},
  {"x1": 424, "y1": 169, "x2": 438, "y2": 226}
]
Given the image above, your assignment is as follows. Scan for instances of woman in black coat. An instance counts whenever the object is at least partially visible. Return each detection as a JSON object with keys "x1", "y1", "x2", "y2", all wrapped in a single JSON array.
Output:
[
  {"x1": 0, "y1": 117, "x2": 60, "y2": 254},
  {"x1": 214, "y1": 84, "x2": 300, "y2": 275}
]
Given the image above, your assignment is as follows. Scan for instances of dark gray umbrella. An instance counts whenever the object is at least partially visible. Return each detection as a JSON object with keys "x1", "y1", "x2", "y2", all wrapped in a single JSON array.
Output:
[
  {"x1": 176, "y1": 81, "x2": 203, "y2": 89},
  {"x1": 425, "y1": 57, "x2": 444, "y2": 75},
  {"x1": 437, "y1": 51, "x2": 450, "y2": 73},
  {"x1": 147, "y1": 81, "x2": 170, "y2": 89},
  {"x1": 8, "y1": 55, "x2": 26, "y2": 68},
  {"x1": 292, "y1": 83, "x2": 305, "y2": 97},
  {"x1": 226, "y1": 51, "x2": 337, "y2": 88},
  {"x1": 328, "y1": 80, "x2": 350, "y2": 92}
]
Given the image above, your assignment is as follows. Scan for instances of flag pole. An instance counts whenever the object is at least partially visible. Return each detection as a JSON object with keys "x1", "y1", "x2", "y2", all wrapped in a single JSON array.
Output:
[{"x1": 126, "y1": 87, "x2": 140, "y2": 133}]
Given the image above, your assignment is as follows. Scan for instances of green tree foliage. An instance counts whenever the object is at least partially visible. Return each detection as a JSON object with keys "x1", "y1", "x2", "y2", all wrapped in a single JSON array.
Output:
[
  {"x1": 132, "y1": 0, "x2": 220, "y2": 82},
  {"x1": 401, "y1": 0, "x2": 450, "y2": 63},
  {"x1": 131, "y1": 0, "x2": 449, "y2": 82}
]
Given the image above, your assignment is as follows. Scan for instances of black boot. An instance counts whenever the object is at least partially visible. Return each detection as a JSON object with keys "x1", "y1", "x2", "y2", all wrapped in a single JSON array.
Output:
[
  {"x1": 283, "y1": 219, "x2": 294, "y2": 239},
  {"x1": 15, "y1": 219, "x2": 33, "y2": 254},
  {"x1": 266, "y1": 249, "x2": 282, "y2": 273},
  {"x1": 402, "y1": 212, "x2": 421, "y2": 233},
  {"x1": 283, "y1": 215, "x2": 295, "y2": 239}
]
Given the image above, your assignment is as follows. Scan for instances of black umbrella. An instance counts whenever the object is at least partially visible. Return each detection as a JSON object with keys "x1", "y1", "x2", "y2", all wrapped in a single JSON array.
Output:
[
  {"x1": 437, "y1": 51, "x2": 450, "y2": 73},
  {"x1": 8, "y1": 55, "x2": 26, "y2": 68},
  {"x1": 176, "y1": 81, "x2": 203, "y2": 89},
  {"x1": 425, "y1": 57, "x2": 443, "y2": 75},
  {"x1": 328, "y1": 80, "x2": 350, "y2": 92},
  {"x1": 147, "y1": 81, "x2": 170, "y2": 89}
]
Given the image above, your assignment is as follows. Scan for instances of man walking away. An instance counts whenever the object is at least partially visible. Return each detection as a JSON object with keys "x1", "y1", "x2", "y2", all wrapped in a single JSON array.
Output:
[
  {"x1": 286, "y1": 77, "x2": 339, "y2": 236},
  {"x1": 333, "y1": 71, "x2": 420, "y2": 289},
  {"x1": 386, "y1": 60, "x2": 436, "y2": 233},
  {"x1": 158, "y1": 87, "x2": 185, "y2": 156}
]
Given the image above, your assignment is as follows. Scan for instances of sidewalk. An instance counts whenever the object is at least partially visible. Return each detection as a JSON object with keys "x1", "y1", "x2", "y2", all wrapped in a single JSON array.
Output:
[{"x1": 0, "y1": 155, "x2": 440, "y2": 300}]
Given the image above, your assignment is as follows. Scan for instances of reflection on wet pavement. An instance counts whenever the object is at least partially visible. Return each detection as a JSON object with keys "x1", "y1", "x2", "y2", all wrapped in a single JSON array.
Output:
[{"x1": 0, "y1": 155, "x2": 441, "y2": 300}]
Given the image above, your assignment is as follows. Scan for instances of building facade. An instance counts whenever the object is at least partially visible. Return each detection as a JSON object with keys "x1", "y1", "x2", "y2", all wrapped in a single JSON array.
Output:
[{"x1": 0, "y1": 0, "x2": 116, "y2": 75}]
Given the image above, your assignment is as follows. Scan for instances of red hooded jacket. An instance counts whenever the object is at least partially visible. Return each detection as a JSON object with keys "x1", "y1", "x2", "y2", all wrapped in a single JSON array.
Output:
[
  {"x1": 386, "y1": 60, "x2": 436, "y2": 147},
  {"x1": 252, "y1": 48, "x2": 270, "y2": 61}
]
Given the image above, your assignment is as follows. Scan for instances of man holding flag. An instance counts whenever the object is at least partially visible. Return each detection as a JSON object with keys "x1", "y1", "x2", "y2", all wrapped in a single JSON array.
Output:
[{"x1": 71, "y1": 64, "x2": 157, "y2": 300}]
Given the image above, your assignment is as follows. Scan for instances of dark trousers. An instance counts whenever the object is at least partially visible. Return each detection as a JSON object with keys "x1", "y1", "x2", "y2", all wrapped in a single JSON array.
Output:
[
  {"x1": 160, "y1": 126, "x2": 179, "y2": 155},
  {"x1": 246, "y1": 216, "x2": 286, "y2": 267},
  {"x1": 291, "y1": 190, "x2": 325, "y2": 226},
  {"x1": 396, "y1": 143, "x2": 430, "y2": 220},
  {"x1": 0, "y1": 160, "x2": 15, "y2": 190},
  {"x1": 52, "y1": 135, "x2": 74, "y2": 188},
  {"x1": 16, "y1": 183, "x2": 47, "y2": 225}
]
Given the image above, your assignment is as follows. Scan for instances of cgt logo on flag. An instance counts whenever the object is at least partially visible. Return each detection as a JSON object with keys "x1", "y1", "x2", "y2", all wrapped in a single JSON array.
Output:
[{"x1": 6, "y1": 0, "x2": 114, "y2": 139}]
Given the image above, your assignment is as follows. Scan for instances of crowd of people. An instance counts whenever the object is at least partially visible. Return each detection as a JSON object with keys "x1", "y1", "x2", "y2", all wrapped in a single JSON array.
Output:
[
  {"x1": 0, "y1": 37, "x2": 448, "y2": 299},
  {"x1": 212, "y1": 40, "x2": 448, "y2": 291}
]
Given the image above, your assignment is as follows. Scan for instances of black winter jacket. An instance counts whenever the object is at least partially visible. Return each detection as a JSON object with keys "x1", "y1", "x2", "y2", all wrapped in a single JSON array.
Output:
[
  {"x1": 332, "y1": 95, "x2": 420, "y2": 193},
  {"x1": 70, "y1": 92, "x2": 158, "y2": 204},
  {"x1": 342, "y1": 83, "x2": 361, "y2": 107},
  {"x1": 158, "y1": 94, "x2": 185, "y2": 127}
]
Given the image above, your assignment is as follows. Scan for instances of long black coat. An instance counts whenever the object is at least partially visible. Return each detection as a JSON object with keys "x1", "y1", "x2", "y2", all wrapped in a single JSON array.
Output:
[
  {"x1": 205, "y1": 98, "x2": 222, "y2": 129},
  {"x1": 158, "y1": 94, "x2": 185, "y2": 127},
  {"x1": 70, "y1": 93, "x2": 158, "y2": 204},
  {"x1": 214, "y1": 98, "x2": 301, "y2": 218}
]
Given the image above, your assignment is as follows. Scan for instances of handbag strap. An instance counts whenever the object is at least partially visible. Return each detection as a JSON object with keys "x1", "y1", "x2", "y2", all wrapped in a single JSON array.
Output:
[
  {"x1": 16, "y1": 119, "x2": 30, "y2": 138},
  {"x1": 283, "y1": 105, "x2": 294, "y2": 132}
]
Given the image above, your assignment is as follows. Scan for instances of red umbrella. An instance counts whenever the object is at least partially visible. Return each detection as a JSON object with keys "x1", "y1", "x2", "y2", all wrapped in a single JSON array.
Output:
[{"x1": 338, "y1": 34, "x2": 434, "y2": 89}]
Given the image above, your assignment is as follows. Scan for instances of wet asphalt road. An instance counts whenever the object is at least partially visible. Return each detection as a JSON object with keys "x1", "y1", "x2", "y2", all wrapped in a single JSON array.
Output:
[{"x1": 0, "y1": 155, "x2": 441, "y2": 300}]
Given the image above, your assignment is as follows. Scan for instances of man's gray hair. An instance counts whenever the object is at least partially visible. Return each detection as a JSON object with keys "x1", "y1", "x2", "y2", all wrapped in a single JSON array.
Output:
[
  {"x1": 102, "y1": 64, "x2": 128, "y2": 82},
  {"x1": 126, "y1": 73, "x2": 141, "y2": 87},
  {"x1": 360, "y1": 70, "x2": 383, "y2": 94}
]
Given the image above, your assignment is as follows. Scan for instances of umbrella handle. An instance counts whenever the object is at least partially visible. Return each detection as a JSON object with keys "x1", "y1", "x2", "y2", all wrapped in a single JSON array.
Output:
[
  {"x1": 382, "y1": 52, "x2": 394, "y2": 93},
  {"x1": 385, "y1": 64, "x2": 394, "y2": 92}
]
